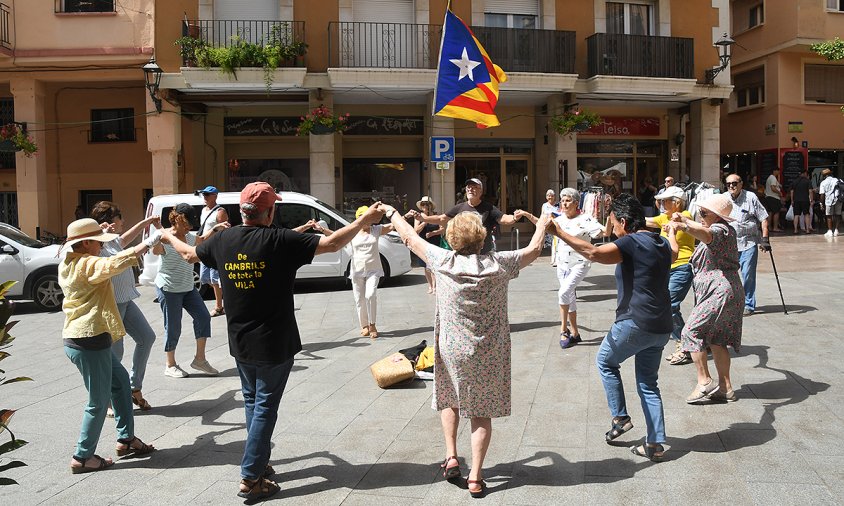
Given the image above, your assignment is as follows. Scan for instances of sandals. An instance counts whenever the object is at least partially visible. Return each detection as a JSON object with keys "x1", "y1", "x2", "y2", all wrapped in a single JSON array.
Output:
[
  {"x1": 70, "y1": 454, "x2": 113, "y2": 474},
  {"x1": 132, "y1": 390, "x2": 152, "y2": 411},
  {"x1": 210, "y1": 307, "x2": 225, "y2": 317},
  {"x1": 669, "y1": 351, "x2": 692, "y2": 365},
  {"x1": 686, "y1": 378, "x2": 719, "y2": 404},
  {"x1": 605, "y1": 415, "x2": 633, "y2": 443},
  {"x1": 440, "y1": 456, "x2": 461, "y2": 481},
  {"x1": 237, "y1": 477, "x2": 280, "y2": 501},
  {"x1": 369, "y1": 325, "x2": 379, "y2": 339},
  {"x1": 116, "y1": 436, "x2": 156, "y2": 457},
  {"x1": 468, "y1": 478, "x2": 486, "y2": 498},
  {"x1": 630, "y1": 443, "x2": 665, "y2": 462},
  {"x1": 360, "y1": 327, "x2": 370, "y2": 337}
]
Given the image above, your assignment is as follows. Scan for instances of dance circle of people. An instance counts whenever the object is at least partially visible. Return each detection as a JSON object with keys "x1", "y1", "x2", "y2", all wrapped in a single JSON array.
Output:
[{"x1": 56, "y1": 175, "x2": 758, "y2": 500}]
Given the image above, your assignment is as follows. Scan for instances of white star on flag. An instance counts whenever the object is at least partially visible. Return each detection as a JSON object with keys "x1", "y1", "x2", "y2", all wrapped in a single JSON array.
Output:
[{"x1": 450, "y1": 47, "x2": 481, "y2": 81}]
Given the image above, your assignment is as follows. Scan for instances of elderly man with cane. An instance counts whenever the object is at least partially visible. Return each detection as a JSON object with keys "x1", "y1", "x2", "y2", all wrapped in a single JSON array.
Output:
[{"x1": 724, "y1": 174, "x2": 770, "y2": 316}]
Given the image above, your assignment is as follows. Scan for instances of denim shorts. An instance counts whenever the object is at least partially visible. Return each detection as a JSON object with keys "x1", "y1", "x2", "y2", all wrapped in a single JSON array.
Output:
[{"x1": 199, "y1": 263, "x2": 221, "y2": 285}]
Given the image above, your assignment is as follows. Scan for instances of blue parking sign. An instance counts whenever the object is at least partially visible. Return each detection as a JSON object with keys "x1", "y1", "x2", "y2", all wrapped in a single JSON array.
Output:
[{"x1": 430, "y1": 136, "x2": 455, "y2": 162}]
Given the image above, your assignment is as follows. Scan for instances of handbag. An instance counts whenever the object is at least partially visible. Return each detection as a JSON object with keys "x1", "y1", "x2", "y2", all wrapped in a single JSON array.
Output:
[
  {"x1": 785, "y1": 204, "x2": 794, "y2": 222},
  {"x1": 370, "y1": 352, "x2": 415, "y2": 388}
]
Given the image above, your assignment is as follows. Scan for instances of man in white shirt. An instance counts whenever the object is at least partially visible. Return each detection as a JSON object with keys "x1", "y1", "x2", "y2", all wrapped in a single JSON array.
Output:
[
  {"x1": 764, "y1": 169, "x2": 784, "y2": 232},
  {"x1": 818, "y1": 168, "x2": 842, "y2": 237}
]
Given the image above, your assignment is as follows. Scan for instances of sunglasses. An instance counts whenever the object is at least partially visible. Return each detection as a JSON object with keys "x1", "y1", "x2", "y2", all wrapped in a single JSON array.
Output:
[{"x1": 725, "y1": 181, "x2": 741, "y2": 187}]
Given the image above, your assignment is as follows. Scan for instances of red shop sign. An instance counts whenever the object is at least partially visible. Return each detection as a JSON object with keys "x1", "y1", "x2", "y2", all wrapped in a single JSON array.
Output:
[{"x1": 580, "y1": 117, "x2": 661, "y2": 136}]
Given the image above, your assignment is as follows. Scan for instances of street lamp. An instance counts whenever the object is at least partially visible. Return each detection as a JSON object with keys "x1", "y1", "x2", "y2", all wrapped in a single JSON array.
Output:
[
  {"x1": 704, "y1": 33, "x2": 735, "y2": 84},
  {"x1": 142, "y1": 56, "x2": 163, "y2": 113}
]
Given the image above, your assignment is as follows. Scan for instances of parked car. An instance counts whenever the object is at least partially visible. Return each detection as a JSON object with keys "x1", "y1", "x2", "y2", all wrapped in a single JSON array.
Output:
[
  {"x1": 137, "y1": 191, "x2": 412, "y2": 293},
  {"x1": 0, "y1": 223, "x2": 63, "y2": 311}
]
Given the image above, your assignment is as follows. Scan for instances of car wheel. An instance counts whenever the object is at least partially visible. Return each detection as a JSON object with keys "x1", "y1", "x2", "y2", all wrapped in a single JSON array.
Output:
[
  {"x1": 378, "y1": 255, "x2": 391, "y2": 288},
  {"x1": 32, "y1": 273, "x2": 63, "y2": 311}
]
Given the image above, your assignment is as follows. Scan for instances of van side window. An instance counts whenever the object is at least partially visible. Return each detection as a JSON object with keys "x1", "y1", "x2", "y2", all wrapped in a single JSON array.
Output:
[
  {"x1": 274, "y1": 203, "x2": 315, "y2": 230},
  {"x1": 316, "y1": 210, "x2": 343, "y2": 232},
  {"x1": 160, "y1": 205, "x2": 203, "y2": 230}
]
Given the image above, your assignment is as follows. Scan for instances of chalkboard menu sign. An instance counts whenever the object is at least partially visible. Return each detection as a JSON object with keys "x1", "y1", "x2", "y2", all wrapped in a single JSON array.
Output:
[
  {"x1": 224, "y1": 117, "x2": 300, "y2": 137},
  {"x1": 758, "y1": 150, "x2": 778, "y2": 183},
  {"x1": 344, "y1": 116, "x2": 424, "y2": 136},
  {"x1": 781, "y1": 150, "x2": 805, "y2": 190}
]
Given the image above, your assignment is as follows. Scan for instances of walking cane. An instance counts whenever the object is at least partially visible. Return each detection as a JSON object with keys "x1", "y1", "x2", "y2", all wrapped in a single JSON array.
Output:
[{"x1": 765, "y1": 245, "x2": 788, "y2": 315}]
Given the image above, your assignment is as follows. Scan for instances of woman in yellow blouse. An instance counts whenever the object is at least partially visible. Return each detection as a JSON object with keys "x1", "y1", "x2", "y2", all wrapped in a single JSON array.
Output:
[
  {"x1": 59, "y1": 218, "x2": 160, "y2": 473},
  {"x1": 647, "y1": 186, "x2": 696, "y2": 365}
]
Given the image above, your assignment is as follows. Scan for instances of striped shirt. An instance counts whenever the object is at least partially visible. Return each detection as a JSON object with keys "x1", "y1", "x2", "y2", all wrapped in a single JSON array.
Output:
[
  {"x1": 155, "y1": 233, "x2": 196, "y2": 292},
  {"x1": 101, "y1": 238, "x2": 140, "y2": 304}
]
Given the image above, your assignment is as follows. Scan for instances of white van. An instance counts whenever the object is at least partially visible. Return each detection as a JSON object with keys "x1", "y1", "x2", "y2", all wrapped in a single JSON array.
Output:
[{"x1": 137, "y1": 191, "x2": 411, "y2": 292}]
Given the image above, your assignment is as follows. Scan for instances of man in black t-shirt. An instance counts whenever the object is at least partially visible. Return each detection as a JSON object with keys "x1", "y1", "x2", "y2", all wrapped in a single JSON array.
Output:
[
  {"x1": 161, "y1": 182, "x2": 385, "y2": 501},
  {"x1": 409, "y1": 178, "x2": 516, "y2": 253}
]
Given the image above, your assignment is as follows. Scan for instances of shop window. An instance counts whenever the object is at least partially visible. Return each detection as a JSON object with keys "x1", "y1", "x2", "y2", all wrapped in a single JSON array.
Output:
[
  {"x1": 59, "y1": 0, "x2": 115, "y2": 13},
  {"x1": 804, "y1": 65, "x2": 844, "y2": 104},
  {"x1": 826, "y1": 0, "x2": 844, "y2": 12},
  {"x1": 226, "y1": 159, "x2": 310, "y2": 194},
  {"x1": 734, "y1": 67, "x2": 765, "y2": 109},
  {"x1": 342, "y1": 159, "x2": 421, "y2": 216},
  {"x1": 90, "y1": 108, "x2": 135, "y2": 143},
  {"x1": 748, "y1": 3, "x2": 764, "y2": 28},
  {"x1": 606, "y1": 1, "x2": 654, "y2": 36}
]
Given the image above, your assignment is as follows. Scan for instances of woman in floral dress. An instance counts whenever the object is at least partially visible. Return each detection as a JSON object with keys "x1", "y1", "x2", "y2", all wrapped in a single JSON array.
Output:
[
  {"x1": 382, "y1": 206, "x2": 550, "y2": 498},
  {"x1": 665, "y1": 193, "x2": 742, "y2": 404}
]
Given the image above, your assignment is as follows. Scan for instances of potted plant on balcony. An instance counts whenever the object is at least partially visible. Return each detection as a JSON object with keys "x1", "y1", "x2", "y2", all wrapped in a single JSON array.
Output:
[
  {"x1": 0, "y1": 124, "x2": 37, "y2": 157},
  {"x1": 549, "y1": 108, "x2": 602, "y2": 138},
  {"x1": 296, "y1": 105, "x2": 349, "y2": 136},
  {"x1": 174, "y1": 36, "x2": 208, "y2": 67}
]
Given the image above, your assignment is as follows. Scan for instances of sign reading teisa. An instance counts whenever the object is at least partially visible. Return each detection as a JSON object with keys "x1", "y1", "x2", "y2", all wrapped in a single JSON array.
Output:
[{"x1": 430, "y1": 136, "x2": 455, "y2": 162}]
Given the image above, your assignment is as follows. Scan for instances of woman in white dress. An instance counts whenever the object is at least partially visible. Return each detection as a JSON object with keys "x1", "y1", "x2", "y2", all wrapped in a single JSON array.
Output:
[{"x1": 517, "y1": 187, "x2": 608, "y2": 348}]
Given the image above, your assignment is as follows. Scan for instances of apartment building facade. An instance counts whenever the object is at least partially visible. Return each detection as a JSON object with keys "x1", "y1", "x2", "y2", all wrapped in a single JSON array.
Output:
[
  {"x1": 0, "y1": 0, "x2": 731, "y2": 238},
  {"x1": 721, "y1": 0, "x2": 844, "y2": 192}
]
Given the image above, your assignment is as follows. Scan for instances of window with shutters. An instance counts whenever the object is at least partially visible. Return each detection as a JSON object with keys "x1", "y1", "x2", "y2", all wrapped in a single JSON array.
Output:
[
  {"x1": 484, "y1": 0, "x2": 539, "y2": 29},
  {"x1": 59, "y1": 0, "x2": 115, "y2": 13},
  {"x1": 733, "y1": 67, "x2": 765, "y2": 110},
  {"x1": 606, "y1": 1, "x2": 655, "y2": 35},
  {"x1": 826, "y1": 0, "x2": 844, "y2": 12},
  {"x1": 804, "y1": 65, "x2": 844, "y2": 104},
  {"x1": 0, "y1": 98, "x2": 14, "y2": 169}
]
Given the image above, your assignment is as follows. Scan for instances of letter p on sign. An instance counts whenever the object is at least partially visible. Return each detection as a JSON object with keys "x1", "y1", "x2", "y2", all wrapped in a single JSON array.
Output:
[{"x1": 430, "y1": 136, "x2": 455, "y2": 162}]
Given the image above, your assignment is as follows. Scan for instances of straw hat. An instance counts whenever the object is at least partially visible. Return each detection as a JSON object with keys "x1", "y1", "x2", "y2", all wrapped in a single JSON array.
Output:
[
  {"x1": 416, "y1": 196, "x2": 436, "y2": 210},
  {"x1": 61, "y1": 218, "x2": 118, "y2": 253},
  {"x1": 697, "y1": 193, "x2": 735, "y2": 222}
]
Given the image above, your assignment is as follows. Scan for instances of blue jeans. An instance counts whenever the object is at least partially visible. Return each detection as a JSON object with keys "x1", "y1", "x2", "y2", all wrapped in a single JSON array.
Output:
[
  {"x1": 738, "y1": 247, "x2": 758, "y2": 312},
  {"x1": 236, "y1": 358, "x2": 294, "y2": 480},
  {"x1": 111, "y1": 300, "x2": 157, "y2": 391},
  {"x1": 596, "y1": 319, "x2": 670, "y2": 444},
  {"x1": 667, "y1": 264, "x2": 694, "y2": 342},
  {"x1": 64, "y1": 345, "x2": 134, "y2": 459},
  {"x1": 156, "y1": 287, "x2": 211, "y2": 352}
]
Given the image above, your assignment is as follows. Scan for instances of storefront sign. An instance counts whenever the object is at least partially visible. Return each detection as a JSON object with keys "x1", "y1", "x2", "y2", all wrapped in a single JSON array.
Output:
[
  {"x1": 344, "y1": 116, "x2": 424, "y2": 136},
  {"x1": 670, "y1": 148, "x2": 679, "y2": 162},
  {"x1": 581, "y1": 117, "x2": 661, "y2": 137},
  {"x1": 781, "y1": 149, "x2": 807, "y2": 189},
  {"x1": 224, "y1": 117, "x2": 299, "y2": 136},
  {"x1": 787, "y1": 121, "x2": 803, "y2": 133},
  {"x1": 765, "y1": 123, "x2": 776, "y2": 135}
]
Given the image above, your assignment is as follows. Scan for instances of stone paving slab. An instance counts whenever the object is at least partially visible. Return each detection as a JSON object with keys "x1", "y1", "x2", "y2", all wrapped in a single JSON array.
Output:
[{"x1": 0, "y1": 233, "x2": 840, "y2": 504}]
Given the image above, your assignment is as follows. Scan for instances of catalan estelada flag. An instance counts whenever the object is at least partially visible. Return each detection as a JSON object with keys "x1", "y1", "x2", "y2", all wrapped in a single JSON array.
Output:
[{"x1": 433, "y1": 8, "x2": 507, "y2": 128}]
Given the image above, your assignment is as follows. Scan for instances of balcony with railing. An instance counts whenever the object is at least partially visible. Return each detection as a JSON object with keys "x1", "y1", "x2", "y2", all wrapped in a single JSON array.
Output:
[
  {"x1": 328, "y1": 22, "x2": 576, "y2": 74},
  {"x1": 586, "y1": 33, "x2": 694, "y2": 79},
  {"x1": 183, "y1": 19, "x2": 305, "y2": 56}
]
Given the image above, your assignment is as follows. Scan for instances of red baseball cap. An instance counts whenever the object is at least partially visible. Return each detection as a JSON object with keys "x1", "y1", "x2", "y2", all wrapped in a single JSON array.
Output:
[{"x1": 240, "y1": 182, "x2": 281, "y2": 212}]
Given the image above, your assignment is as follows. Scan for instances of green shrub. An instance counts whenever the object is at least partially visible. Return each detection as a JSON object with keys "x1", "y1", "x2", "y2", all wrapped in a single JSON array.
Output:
[{"x1": 0, "y1": 281, "x2": 32, "y2": 486}]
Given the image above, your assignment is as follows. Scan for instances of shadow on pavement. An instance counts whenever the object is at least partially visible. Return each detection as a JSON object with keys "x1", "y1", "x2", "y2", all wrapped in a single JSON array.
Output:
[
  {"x1": 667, "y1": 344, "x2": 829, "y2": 454},
  {"x1": 299, "y1": 337, "x2": 371, "y2": 361},
  {"x1": 575, "y1": 275, "x2": 617, "y2": 291},
  {"x1": 510, "y1": 321, "x2": 559, "y2": 334},
  {"x1": 752, "y1": 304, "x2": 817, "y2": 315}
]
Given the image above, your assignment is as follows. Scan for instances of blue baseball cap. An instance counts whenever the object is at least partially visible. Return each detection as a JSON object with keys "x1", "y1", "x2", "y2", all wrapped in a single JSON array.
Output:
[{"x1": 196, "y1": 185, "x2": 218, "y2": 195}]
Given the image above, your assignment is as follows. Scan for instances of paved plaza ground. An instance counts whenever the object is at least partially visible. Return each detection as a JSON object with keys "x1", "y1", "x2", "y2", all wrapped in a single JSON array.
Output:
[{"x1": 1, "y1": 233, "x2": 842, "y2": 505}]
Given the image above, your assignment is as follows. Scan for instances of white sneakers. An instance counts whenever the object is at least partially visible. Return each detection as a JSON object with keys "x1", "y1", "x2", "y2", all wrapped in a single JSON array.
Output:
[
  {"x1": 165, "y1": 360, "x2": 219, "y2": 377},
  {"x1": 190, "y1": 358, "x2": 219, "y2": 375},
  {"x1": 164, "y1": 365, "x2": 189, "y2": 378},
  {"x1": 835, "y1": 230, "x2": 840, "y2": 237}
]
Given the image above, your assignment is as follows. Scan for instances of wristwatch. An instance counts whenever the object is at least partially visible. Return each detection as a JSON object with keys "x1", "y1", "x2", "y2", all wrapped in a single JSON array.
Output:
[{"x1": 386, "y1": 210, "x2": 396, "y2": 219}]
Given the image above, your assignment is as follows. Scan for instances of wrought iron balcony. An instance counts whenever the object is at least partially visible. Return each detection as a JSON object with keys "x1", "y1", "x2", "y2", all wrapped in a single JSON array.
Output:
[
  {"x1": 329, "y1": 22, "x2": 441, "y2": 69},
  {"x1": 471, "y1": 26, "x2": 575, "y2": 74},
  {"x1": 328, "y1": 22, "x2": 575, "y2": 73},
  {"x1": 184, "y1": 19, "x2": 305, "y2": 49},
  {"x1": 0, "y1": 3, "x2": 9, "y2": 49},
  {"x1": 586, "y1": 33, "x2": 694, "y2": 79}
]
